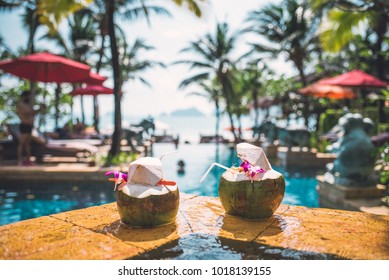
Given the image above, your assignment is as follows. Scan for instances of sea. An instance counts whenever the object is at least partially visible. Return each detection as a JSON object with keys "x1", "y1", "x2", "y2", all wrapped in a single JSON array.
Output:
[{"x1": 4, "y1": 105, "x2": 313, "y2": 143}]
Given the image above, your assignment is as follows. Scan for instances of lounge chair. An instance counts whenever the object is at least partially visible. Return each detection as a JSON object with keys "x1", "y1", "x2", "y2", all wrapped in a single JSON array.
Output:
[{"x1": 1, "y1": 124, "x2": 98, "y2": 162}]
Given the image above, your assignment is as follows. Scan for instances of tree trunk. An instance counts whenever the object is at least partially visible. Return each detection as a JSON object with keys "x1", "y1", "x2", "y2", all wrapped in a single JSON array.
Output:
[
  {"x1": 96, "y1": 35, "x2": 106, "y2": 73},
  {"x1": 219, "y1": 73, "x2": 238, "y2": 143},
  {"x1": 237, "y1": 115, "x2": 243, "y2": 140},
  {"x1": 215, "y1": 99, "x2": 220, "y2": 144},
  {"x1": 54, "y1": 83, "x2": 61, "y2": 128},
  {"x1": 107, "y1": 0, "x2": 122, "y2": 160},
  {"x1": 93, "y1": 33, "x2": 107, "y2": 133},
  {"x1": 252, "y1": 88, "x2": 259, "y2": 128},
  {"x1": 296, "y1": 61, "x2": 309, "y2": 126},
  {"x1": 93, "y1": 96, "x2": 99, "y2": 132},
  {"x1": 373, "y1": 6, "x2": 388, "y2": 123},
  {"x1": 80, "y1": 95, "x2": 85, "y2": 124},
  {"x1": 27, "y1": 9, "x2": 38, "y2": 54}
]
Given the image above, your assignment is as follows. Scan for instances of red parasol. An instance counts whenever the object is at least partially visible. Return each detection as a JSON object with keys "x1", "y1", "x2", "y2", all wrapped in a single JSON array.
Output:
[
  {"x1": 73, "y1": 71, "x2": 107, "y2": 85},
  {"x1": 319, "y1": 69, "x2": 388, "y2": 88},
  {"x1": 0, "y1": 52, "x2": 91, "y2": 83},
  {"x1": 70, "y1": 85, "x2": 114, "y2": 96},
  {"x1": 70, "y1": 85, "x2": 116, "y2": 132},
  {"x1": 299, "y1": 83, "x2": 356, "y2": 99}
]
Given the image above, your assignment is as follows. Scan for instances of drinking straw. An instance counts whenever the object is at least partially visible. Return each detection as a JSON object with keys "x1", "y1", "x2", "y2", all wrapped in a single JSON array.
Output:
[
  {"x1": 159, "y1": 150, "x2": 179, "y2": 161},
  {"x1": 200, "y1": 162, "x2": 237, "y2": 183}
]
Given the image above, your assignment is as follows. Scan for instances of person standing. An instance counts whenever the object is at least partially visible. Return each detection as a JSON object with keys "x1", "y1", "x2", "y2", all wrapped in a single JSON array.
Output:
[{"x1": 16, "y1": 91, "x2": 44, "y2": 165}]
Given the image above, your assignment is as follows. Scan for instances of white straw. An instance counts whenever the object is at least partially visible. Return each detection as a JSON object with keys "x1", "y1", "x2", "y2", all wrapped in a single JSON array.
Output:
[
  {"x1": 159, "y1": 150, "x2": 179, "y2": 161},
  {"x1": 199, "y1": 162, "x2": 237, "y2": 184}
]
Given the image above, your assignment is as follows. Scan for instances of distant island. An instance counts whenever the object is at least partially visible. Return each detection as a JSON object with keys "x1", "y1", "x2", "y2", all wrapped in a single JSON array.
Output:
[{"x1": 170, "y1": 107, "x2": 205, "y2": 117}]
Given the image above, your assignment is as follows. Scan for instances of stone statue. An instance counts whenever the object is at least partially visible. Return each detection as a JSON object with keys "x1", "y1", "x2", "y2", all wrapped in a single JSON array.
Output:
[
  {"x1": 325, "y1": 113, "x2": 376, "y2": 186},
  {"x1": 252, "y1": 120, "x2": 278, "y2": 143}
]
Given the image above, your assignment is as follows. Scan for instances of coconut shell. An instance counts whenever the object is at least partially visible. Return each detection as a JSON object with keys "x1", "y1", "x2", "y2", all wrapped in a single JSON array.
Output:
[
  {"x1": 218, "y1": 173, "x2": 285, "y2": 219},
  {"x1": 117, "y1": 186, "x2": 179, "y2": 227}
]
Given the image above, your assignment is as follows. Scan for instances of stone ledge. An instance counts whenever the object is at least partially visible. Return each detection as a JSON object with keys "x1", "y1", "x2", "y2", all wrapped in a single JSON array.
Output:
[
  {"x1": 317, "y1": 175, "x2": 388, "y2": 216},
  {"x1": 1, "y1": 193, "x2": 388, "y2": 260},
  {"x1": 0, "y1": 165, "x2": 126, "y2": 186},
  {"x1": 277, "y1": 148, "x2": 336, "y2": 168}
]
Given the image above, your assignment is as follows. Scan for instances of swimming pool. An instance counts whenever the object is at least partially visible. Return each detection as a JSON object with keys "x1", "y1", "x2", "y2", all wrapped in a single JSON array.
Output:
[{"x1": 0, "y1": 143, "x2": 321, "y2": 226}]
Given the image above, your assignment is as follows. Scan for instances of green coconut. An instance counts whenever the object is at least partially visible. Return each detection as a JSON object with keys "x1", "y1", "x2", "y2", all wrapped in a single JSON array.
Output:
[
  {"x1": 115, "y1": 156, "x2": 179, "y2": 228},
  {"x1": 117, "y1": 184, "x2": 179, "y2": 228},
  {"x1": 201, "y1": 142, "x2": 286, "y2": 220},
  {"x1": 218, "y1": 170, "x2": 285, "y2": 219}
]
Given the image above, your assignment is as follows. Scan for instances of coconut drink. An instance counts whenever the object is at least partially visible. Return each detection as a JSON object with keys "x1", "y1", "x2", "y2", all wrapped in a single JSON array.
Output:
[
  {"x1": 105, "y1": 156, "x2": 179, "y2": 228},
  {"x1": 201, "y1": 143, "x2": 285, "y2": 220}
]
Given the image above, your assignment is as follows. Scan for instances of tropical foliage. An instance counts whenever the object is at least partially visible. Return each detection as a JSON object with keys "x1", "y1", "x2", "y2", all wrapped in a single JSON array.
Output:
[
  {"x1": 0, "y1": 0, "x2": 387, "y2": 158},
  {"x1": 176, "y1": 22, "x2": 242, "y2": 142}
]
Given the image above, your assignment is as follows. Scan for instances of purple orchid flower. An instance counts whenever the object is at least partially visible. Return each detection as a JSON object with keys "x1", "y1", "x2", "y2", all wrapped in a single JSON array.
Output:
[
  {"x1": 105, "y1": 171, "x2": 128, "y2": 191},
  {"x1": 239, "y1": 160, "x2": 265, "y2": 179}
]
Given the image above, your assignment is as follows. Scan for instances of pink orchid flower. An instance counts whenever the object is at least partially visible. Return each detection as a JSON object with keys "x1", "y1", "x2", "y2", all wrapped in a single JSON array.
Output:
[
  {"x1": 105, "y1": 171, "x2": 128, "y2": 191},
  {"x1": 239, "y1": 160, "x2": 265, "y2": 179}
]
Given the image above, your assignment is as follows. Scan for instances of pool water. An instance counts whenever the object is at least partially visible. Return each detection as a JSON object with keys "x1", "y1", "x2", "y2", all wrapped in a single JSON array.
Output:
[
  {"x1": 0, "y1": 185, "x2": 115, "y2": 226},
  {"x1": 0, "y1": 143, "x2": 321, "y2": 226}
]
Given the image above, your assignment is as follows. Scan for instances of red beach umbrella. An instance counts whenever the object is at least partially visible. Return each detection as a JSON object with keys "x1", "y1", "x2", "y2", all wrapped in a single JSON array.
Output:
[
  {"x1": 319, "y1": 69, "x2": 388, "y2": 88},
  {"x1": 73, "y1": 71, "x2": 107, "y2": 85},
  {"x1": 70, "y1": 85, "x2": 114, "y2": 96},
  {"x1": 299, "y1": 83, "x2": 356, "y2": 99},
  {"x1": 0, "y1": 52, "x2": 91, "y2": 83},
  {"x1": 70, "y1": 85, "x2": 116, "y2": 133}
]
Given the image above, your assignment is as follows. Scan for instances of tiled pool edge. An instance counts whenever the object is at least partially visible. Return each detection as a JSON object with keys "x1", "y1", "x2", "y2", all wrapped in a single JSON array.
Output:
[{"x1": 1, "y1": 193, "x2": 388, "y2": 260}]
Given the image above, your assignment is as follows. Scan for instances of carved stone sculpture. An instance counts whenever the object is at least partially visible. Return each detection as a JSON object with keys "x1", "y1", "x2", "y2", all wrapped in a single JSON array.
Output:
[
  {"x1": 252, "y1": 120, "x2": 278, "y2": 143},
  {"x1": 325, "y1": 113, "x2": 376, "y2": 186}
]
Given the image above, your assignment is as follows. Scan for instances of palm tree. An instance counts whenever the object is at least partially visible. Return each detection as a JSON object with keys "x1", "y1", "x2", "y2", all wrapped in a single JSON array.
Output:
[
  {"x1": 246, "y1": 0, "x2": 319, "y2": 125},
  {"x1": 311, "y1": 0, "x2": 389, "y2": 122},
  {"x1": 0, "y1": 1, "x2": 39, "y2": 53},
  {"x1": 105, "y1": 0, "x2": 206, "y2": 159},
  {"x1": 41, "y1": 10, "x2": 98, "y2": 127},
  {"x1": 189, "y1": 80, "x2": 222, "y2": 142},
  {"x1": 0, "y1": 34, "x2": 13, "y2": 59},
  {"x1": 33, "y1": 0, "x2": 206, "y2": 160},
  {"x1": 312, "y1": 0, "x2": 388, "y2": 79},
  {"x1": 235, "y1": 62, "x2": 273, "y2": 128},
  {"x1": 104, "y1": 0, "x2": 172, "y2": 159},
  {"x1": 246, "y1": 0, "x2": 319, "y2": 86},
  {"x1": 176, "y1": 22, "x2": 240, "y2": 142},
  {"x1": 120, "y1": 38, "x2": 165, "y2": 87}
]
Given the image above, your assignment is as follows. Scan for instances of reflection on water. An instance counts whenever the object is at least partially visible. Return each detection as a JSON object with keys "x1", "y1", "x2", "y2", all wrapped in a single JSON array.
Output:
[
  {"x1": 131, "y1": 233, "x2": 341, "y2": 260},
  {"x1": 0, "y1": 143, "x2": 321, "y2": 226}
]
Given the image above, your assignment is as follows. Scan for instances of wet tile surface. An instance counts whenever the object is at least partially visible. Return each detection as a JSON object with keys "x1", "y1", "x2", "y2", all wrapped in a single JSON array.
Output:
[{"x1": 0, "y1": 193, "x2": 388, "y2": 260}]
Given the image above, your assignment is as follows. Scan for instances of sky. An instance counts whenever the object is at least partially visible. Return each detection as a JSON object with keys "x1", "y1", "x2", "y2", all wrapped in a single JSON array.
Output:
[{"x1": 0, "y1": 0, "x2": 295, "y2": 122}]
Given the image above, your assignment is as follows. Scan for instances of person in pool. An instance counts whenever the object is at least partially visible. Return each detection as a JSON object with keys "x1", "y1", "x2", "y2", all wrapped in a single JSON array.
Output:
[{"x1": 16, "y1": 90, "x2": 45, "y2": 166}]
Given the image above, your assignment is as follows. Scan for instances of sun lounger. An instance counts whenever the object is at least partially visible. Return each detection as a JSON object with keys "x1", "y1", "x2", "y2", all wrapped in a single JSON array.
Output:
[{"x1": 2, "y1": 124, "x2": 98, "y2": 162}]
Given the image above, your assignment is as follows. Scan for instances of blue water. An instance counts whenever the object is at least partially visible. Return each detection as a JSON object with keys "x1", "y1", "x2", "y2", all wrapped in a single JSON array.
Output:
[
  {"x1": 0, "y1": 143, "x2": 320, "y2": 226},
  {"x1": 0, "y1": 186, "x2": 114, "y2": 226}
]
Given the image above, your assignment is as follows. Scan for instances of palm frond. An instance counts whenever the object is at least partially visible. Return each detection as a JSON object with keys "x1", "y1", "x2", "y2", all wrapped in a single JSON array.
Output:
[
  {"x1": 319, "y1": 9, "x2": 370, "y2": 52},
  {"x1": 170, "y1": 0, "x2": 205, "y2": 17},
  {"x1": 178, "y1": 72, "x2": 209, "y2": 89},
  {"x1": 0, "y1": 0, "x2": 20, "y2": 11},
  {"x1": 121, "y1": 6, "x2": 170, "y2": 23}
]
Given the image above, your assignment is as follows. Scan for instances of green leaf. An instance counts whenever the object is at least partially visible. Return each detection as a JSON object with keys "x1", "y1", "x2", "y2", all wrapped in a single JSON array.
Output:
[{"x1": 319, "y1": 9, "x2": 371, "y2": 52}]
